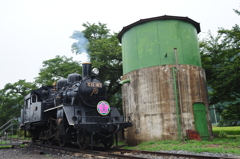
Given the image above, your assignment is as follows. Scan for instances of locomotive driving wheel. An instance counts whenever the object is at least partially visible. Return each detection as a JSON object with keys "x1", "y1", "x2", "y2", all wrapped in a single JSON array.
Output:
[
  {"x1": 77, "y1": 130, "x2": 89, "y2": 150},
  {"x1": 47, "y1": 137, "x2": 54, "y2": 145},
  {"x1": 39, "y1": 131, "x2": 45, "y2": 144},
  {"x1": 102, "y1": 135, "x2": 114, "y2": 148},
  {"x1": 31, "y1": 132, "x2": 37, "y2": 143},
  {"x1": 58, "y1": 138, "x2": 66, "y2": 147}
]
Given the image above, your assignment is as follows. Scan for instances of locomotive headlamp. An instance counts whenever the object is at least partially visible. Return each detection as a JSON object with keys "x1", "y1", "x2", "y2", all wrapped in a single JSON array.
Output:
[{"x1": 92, "y1": 68, "x2": 99, "y2": 75}]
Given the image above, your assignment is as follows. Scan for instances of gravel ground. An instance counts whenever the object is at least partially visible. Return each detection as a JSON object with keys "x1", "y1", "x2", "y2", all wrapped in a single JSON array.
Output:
[
  {"x1": 0, "y1": 147, "x2": 239, "y2": 159},
  {"x1": 0, "y1": 147, "x2": 85, "y2": 159}
]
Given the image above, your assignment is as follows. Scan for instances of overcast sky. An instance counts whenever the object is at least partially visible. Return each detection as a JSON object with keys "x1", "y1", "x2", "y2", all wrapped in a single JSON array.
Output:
[{"x1": 0, "y1": 0, "x2": 239, "y2": 89}]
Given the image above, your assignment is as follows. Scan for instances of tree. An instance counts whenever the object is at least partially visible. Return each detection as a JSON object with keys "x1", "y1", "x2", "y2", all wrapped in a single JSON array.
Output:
[
  {"x1": 221, "y1": 102, "x2": 240, "y2": 122},
  {"x1": 0, "y1": 80, "x2": 37, "y2": 126},
  {"x1": 35, "y1": 55, "x2": 82, "y2": 86},
  {"x1": 200, "y1": 8, "x2": 240, "y2": 124},
  {"x1": 70, "y1": 22, "x2": 123, "y2": 110}
]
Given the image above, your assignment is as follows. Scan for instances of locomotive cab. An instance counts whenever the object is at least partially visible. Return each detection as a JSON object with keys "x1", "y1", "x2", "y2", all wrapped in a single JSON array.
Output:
[{"x1": 20, "y1": 86, "x2": 55, "y2": 129}]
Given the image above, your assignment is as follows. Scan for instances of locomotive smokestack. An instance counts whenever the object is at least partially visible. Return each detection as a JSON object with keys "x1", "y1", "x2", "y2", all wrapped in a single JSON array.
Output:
[{"x1": 82, "y1": 62, "x2": 92, "y2": 77}]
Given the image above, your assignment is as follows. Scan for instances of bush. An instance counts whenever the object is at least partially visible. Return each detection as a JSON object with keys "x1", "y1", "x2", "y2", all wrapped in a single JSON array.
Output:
[{"x1": 219, "y1": 131, "x2": 228, "y2": 138}]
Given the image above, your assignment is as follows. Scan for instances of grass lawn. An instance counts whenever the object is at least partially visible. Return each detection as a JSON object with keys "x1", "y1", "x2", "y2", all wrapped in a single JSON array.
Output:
[
  {"x1": 124, "y1": 126, "x2": 240, "y2": 156},
  {"x1": 124, "y1": 138, "x2": 240, "y2": 156},
  {"x1": 212, "y1": 126, "x2": 240, "y2": 137}
]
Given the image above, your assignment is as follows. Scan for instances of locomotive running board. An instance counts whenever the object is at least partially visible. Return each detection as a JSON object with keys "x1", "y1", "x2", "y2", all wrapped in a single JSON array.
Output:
[
  {"x1": 63, "y1": 105, "x2": 81, "y2": 125},
  {"x1": 44, "y1": 105, "x2": 63, "y2": 112}
]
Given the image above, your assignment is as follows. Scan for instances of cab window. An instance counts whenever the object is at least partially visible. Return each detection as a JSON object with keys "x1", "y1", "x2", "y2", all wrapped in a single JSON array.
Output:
[
  {"x1": 31, "y1": 94, "x2": 37, "y2": 103},
  {"x1": 24, "y1": 99, "x2": 30, "y2": 109}
]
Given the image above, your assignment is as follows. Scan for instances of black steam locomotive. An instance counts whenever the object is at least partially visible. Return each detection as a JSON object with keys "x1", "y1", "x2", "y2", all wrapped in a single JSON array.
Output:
[{"x1": 20, "y1": 62, "x2": 132, "y2": 149}]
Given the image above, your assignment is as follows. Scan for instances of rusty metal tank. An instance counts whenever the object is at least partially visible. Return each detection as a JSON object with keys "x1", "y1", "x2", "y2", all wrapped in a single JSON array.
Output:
[{"x1": 118, "y1": 15, "x2": 213, "y2": 145}]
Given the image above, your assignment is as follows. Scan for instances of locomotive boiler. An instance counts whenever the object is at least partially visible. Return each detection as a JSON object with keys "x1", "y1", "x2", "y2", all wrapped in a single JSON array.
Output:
[{"x1": 20, "y1": 62, "x2": 132, "y2": 149}]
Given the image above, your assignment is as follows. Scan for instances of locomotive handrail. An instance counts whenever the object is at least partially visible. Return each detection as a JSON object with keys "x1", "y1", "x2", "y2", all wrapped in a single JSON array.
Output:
[{"x1": 44, "y1": 104, "x2": 63, "y2": 112}]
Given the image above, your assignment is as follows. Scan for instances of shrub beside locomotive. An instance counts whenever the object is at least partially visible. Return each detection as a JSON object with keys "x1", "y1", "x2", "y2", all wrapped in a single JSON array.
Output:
[{"x1": 20, "y1": 62, "x2": 132, "y2": 149}]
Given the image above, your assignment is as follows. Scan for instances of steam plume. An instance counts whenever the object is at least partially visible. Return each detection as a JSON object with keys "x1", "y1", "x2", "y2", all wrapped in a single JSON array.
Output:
[{"x1": 70, "y1": 31, "x2": 89, "y2": 54}]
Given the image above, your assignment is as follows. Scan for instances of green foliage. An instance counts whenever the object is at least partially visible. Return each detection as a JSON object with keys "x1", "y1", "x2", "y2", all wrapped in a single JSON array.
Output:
[
  {"x1": 70, "y1": 22, "x2": 123, "y2": 111},
  {"x1": 221, "y1": 103, "x2": 240, "y2": 121},
  {"x1": 82, "y1": 22, "x2": 110, "y2": 42},
  {"x1": 219, "y1": 131, "x2": 228, "y2": 138},
  {"x1": 200, "y1": 8, "x2": 240, "y2": 123},
  {"x1": 16, "y1": 129, "x2": 30, "y2": 138},
  {"x1": 234, "y1": 8, "x2": 240, "y2": 15},
  {"x1": 0, "y1": 80, "x2": 37, "y2": 125},
  {"x1": 35, "y1": 55, "x2": 82, "y2": 86},
  {"x1": 200, "y1": 30, "x2": 240, "y2": 104}
]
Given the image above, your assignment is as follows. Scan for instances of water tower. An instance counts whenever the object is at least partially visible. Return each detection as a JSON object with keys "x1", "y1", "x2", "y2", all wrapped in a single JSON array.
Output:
[{"x1": 118, "y1": 15, "x2": 213, "y2": 145}]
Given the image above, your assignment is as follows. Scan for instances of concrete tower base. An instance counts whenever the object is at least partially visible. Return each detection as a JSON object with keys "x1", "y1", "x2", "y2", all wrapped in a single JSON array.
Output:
[{"x1": 122, "y1": 65, "x2": 213, "y2": 145}]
